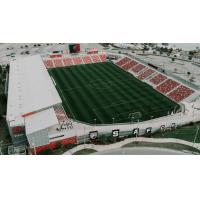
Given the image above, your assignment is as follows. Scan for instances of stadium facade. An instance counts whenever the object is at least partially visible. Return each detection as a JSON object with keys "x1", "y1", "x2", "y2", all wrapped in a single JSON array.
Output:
[{"x1": 6, "y1": 52, "x2": 200, "y2": 154}]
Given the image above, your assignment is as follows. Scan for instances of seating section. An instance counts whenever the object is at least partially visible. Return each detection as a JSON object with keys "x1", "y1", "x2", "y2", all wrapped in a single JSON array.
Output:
[
  {"x1": 137, "y1": 69, "x2": 155, "y2": 80},
  {"x1": 121, "y1": 60, "x2": 138, "y2": 71},
  {"x1": 54, "y1": 105, "x2": 68, "y2": 123},
  {"x1": 82, "y1": 56, "x2": 93, "y2": 64},
  {"x1": 116, "y1": 57, "x2": 131, "y2": 67},
  {"x1": 63, "y1": 58, "x2": 73, "y2": 66},
  {"x1": 149, "y1": 74, "x2": 167, "y2": 85},
  {"x1": 53, "y1": 59, "x2": 64, "y2": 67},
  {"x1": 43, "y1": 59, "x2": 54, "y2": 68},
  {"x1": 91, "y1": 55, "x2": 101, "y2": 63},
  {"x1": 131, "y1": 64, "x2": 146, "y2": 73},
  {"x1": 167, "y1": 85, "x2": 195, "y2": 102},
  {"x1": 156, "y1": 79, "x2": 180, "y2": 94},
  {"x1": 44, "y1": 53, "x2": 108, "y2": 69},
  {"x1": 99, "y1": 54, "x2": 107, "y2": 62},
  {"x1": 72, "y1": 57, "x2": 83, "y2": 65}
]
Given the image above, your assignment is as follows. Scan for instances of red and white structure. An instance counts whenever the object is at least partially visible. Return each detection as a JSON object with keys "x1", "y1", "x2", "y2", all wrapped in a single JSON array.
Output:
[{"x1": 6, "y1": 55, "x2": 76, "y2": 153}]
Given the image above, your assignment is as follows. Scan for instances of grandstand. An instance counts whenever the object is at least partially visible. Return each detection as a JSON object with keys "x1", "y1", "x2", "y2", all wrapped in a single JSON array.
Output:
[
  {"x1": 63, "y1": 58, "x2": 73, "y2": 66},
  {"x1": 72, "y1": 57, "x2": 83, "y2": 65},
  {"x1": 137, "y1": 68, "x2": 155, "y2": 80},
  {"x1": 156, "y1": 79, "x2": 180, "y2": 94},
  {"x1": 82, "y1": 56, "x2": 92, "y2": 64},
  {"x1": 167, "y1": 85, "x2": 195, "y2": 102},
  {"x1": 131, "y1": 64, "x2": 146, "y2": 73},
  {"x1": 91, "y1": 54, "x2": 101, "y2": 63},
  {"x1": 115, "y1": 56, "x2": 197, "y2": 103},
  {"x1": 53, "y1": 59, "x2": 64, "y2": 67},
  {"x1": 149, "y1": 74, "x2": 167, "y2": 85}
]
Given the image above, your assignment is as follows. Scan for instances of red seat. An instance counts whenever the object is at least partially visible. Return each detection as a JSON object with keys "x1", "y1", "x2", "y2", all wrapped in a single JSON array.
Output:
[
  {"x1": 149, "y1": 74, "x2": 167, "y2": 85},
  {"x1": 53, "y1": 59, "x2": 64, "y2": 67},
  {"x1": 82, "y1": 56, "x2": 93, "y2": 64},
  {"x1": 43, "y1": 59, "x2": 54, "y2": 68},
  {"x1": 91, "y1": 55, "x2": 101, "y2": 63},
  {"x1": 137, "y1": 69, "x2": 155, "y2": 80},
  {"x1": 63, "y1": 58, "x2": 73, "y2": 66},
  {"x1": 131, "y1": 64, "x2": 146, "y2": 73},
  {"x1": 99, "y1": 53, "x2": 107, "y2": 62},
  {"x1": 156, "y1": 79, "x2": 180, "y2": 94},
  {"x1": 72, "y1": 57, "x2": 83, "y2": 65},
  {"x1": 167, "y1": 85, "x2": 195, "y2": 102},
  {"x1": 115, "y1": 57, "x2": 131, "y2": 67}
]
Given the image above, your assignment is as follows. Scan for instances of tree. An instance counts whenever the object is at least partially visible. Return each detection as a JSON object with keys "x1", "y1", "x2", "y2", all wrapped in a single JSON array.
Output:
[
  {"x1": 188, "y1": 56, "x2": 192, "y2": 60},
  {"x1": 168, "y1": 48, "x2": 173, "y2": 54},
  {"x1": 187, "y1": 71, "x2": 191, "y2": 76},
  {"x1": 172, "y1": 57, "x2": 175, "y2": 62},
  {"x1": 189, "y1": 51, "x2": 194, "y2": 56}
]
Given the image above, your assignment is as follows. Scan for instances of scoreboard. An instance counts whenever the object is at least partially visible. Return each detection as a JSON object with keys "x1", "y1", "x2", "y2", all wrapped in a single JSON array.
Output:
[{"x1": 69, "y1": 44, "x2": 80, "y2": 53}]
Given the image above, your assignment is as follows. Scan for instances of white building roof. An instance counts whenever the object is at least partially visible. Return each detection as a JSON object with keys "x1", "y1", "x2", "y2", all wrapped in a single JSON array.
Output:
[
  {"x1": 25, "y1": 108, "x2": 59, "y2": 135},
  {"x1": 7, "y1": 55, "x2": 62, "y2": 125}
]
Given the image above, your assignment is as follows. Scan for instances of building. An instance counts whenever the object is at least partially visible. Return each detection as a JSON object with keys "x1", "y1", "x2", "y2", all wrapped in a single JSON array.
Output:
[{"x1": 6, "y1": 55, "x2": 76, "y2": 152}]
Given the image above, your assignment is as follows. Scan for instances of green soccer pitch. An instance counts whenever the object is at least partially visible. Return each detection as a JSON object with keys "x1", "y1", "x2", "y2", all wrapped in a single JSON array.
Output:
[{"x1": 48, "y1": 62, "x2": 180, "y2": 124}]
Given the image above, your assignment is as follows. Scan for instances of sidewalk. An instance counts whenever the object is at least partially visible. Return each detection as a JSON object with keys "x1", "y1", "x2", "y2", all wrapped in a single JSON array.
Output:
[{"x1": 63, "y1": 137, "x2": 200, "y2": 155}]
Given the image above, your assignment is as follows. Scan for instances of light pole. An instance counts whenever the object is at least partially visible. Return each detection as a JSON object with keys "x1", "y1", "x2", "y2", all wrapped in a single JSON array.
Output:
[
  {"x1": 112, "y1": 117, "x2": 115, "y2": 124},
  {"x1": 94, "y1": 118, "x2": 96, "y2": 127},
  {"x1": 136, "y1": 119, "x2": 139, "y2": 138},
  {"x1": 83, "y1": 126, "x2": 86, "y2": 150}
]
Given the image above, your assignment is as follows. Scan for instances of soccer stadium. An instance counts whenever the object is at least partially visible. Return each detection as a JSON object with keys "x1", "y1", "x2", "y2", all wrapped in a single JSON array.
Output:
[{"x1": 4, "y1": 44, "x2": 200, "y2": 154}]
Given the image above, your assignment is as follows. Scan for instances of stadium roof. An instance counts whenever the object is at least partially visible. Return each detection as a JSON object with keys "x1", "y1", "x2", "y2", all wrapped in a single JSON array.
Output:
[
  {"x1": 7, "y1": 55, "x2": 61, "y2": 124},
  {"x1": 25, "y1": 108, "x2": 58, "y2": 135}
]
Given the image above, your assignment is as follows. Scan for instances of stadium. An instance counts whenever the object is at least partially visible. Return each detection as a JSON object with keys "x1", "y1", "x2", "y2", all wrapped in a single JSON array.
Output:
[{"x1": 6, "y1": 44, "x2": 200, "y2": 154}]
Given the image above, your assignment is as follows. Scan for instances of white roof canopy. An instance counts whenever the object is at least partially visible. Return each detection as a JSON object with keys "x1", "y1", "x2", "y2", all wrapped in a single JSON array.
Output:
[
  {"x1": 25, "y1": 108, "x2": 59, "y2": 135},
  {"x1": 7, "y1": 55, "x2": 61, "y2": 124}
]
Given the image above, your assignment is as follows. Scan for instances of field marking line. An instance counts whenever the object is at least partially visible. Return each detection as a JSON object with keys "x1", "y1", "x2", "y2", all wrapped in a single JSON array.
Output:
[{"x1": 92, "y1": 99, "x2": 142, "y2": 112}]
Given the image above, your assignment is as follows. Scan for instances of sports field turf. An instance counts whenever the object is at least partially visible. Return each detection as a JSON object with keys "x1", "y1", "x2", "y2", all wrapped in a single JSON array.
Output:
[{"x1": 48, "y1": 62, "x2": 179, "y2": 124}]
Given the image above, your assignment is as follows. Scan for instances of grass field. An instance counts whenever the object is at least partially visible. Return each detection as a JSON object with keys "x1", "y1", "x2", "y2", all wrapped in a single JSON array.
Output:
[
  {"x1": 153, "y1": 123, "x2": 200, "y2": 143},
  {"x1": 48, "y1": 62, "x2": 179, "y2": 124}
]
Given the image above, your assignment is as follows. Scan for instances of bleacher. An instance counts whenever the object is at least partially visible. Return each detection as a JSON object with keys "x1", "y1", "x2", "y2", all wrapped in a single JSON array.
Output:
[
  {"x1": 137, "y1": 68, "x2": 155, "y2": 80},
  {"x1": 167, "y1": 85, "x2": 195, "y2": 102},
  {"x1": 43, "y1": 59, "x2": 54, "y2": 69},
  {"x1": 72, "y1": 57, "x2": 83, "y2": 65},
  {"x1": 53, "y1": 59, "x2": 64, "y2": 67},
  {"x1": 63, "y1": 58, "x2": 73, "y2": 66},
  {"x1": 82, "y1": 56, "x2": 93, "y2": 64},
  {"x1": 115, "y1": 56, "x2": 195, "y2": 102},
  {"x1": 115, "y1": 57, "x2": 131, "y2": 67},
  {"x1": 99, "y1": 54, "x2": 107, "y2": 62},
  {"x1": 149, "y1": 74, "x2": 167, "y2": 85},
  {"x1": 91, "y1": 55, "x2": 101, "y2": 63},
  {"x1": 131, "y1": 64, "x2": 146, "y2": 73},
  {"x1": 120, "y1": 60, "x2": 138, "y2": 71},
  {"x1": 54, "y1": 105, "x2": 68, "y2": 123},
  {"x1": 156, "y1": 79, "x2": 180, "y2": 94},
  {"x1": 43, "y1": 53, "x2": 107, "y2": 69}
]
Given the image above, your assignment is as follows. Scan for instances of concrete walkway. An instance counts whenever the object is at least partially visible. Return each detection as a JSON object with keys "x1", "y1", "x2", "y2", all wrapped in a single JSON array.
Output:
[{"x1": 63, "y1": 137, "x2": 200, "y2": 155}]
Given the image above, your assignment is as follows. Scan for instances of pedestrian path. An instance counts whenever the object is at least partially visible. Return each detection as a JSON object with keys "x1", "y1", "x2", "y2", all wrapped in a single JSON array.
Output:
[{"x1": 63, "y1": 137, "x2": 200, "y2": 155}]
